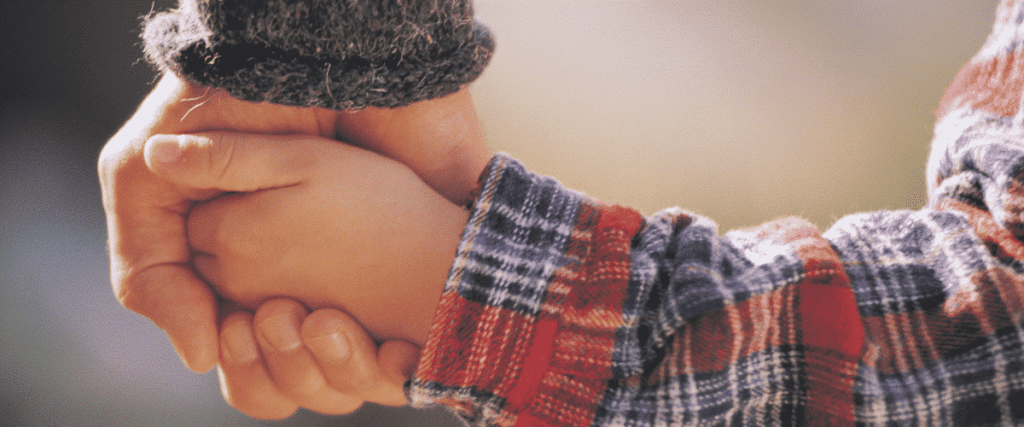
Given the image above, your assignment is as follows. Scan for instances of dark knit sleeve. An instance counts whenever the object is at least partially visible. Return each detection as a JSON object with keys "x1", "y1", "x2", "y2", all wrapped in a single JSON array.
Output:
[{"x1": 141, "y1": 0, "x2": 495, "y2": 110}]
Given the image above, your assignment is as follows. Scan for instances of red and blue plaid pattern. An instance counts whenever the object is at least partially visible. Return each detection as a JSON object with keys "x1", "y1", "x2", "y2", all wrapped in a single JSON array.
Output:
[{"x1": 409, "y1": 1, "x2": 1024, "y2": 425}]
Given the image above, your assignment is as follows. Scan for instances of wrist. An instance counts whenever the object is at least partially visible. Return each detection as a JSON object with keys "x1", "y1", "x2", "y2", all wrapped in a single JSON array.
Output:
[
  {"x1": 328, "y1": 160, "x2": 472, "y2": 348},
  {"x1": 403, "y1": 203, "x2": 471, "y2": 347}
]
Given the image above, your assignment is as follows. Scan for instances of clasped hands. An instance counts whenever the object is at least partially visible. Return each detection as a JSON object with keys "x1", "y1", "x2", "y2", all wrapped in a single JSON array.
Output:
[{"x1": 99, "y1": 73, "x2": 491, "y2": 418}]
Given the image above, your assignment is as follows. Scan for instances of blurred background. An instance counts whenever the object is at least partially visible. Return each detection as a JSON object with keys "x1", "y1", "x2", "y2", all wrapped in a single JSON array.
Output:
[{"x1": 0, "y1": 0, "x2": 999, "y2": 425}]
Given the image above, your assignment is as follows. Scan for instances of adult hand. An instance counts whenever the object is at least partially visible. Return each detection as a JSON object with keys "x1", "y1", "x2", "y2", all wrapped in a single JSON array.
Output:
[
  {"x1": 333, "y1": 89, "x2": 492, "y2": 207},
  {"x1": 99, "y1": 72, "x2": 489, "y2": 415},
  {"x1": 100, "y1": 73, "x2": 341, "y2": 373},
  {"x1": 100, "y1": 72, "x2": 488, "y2": 371}
]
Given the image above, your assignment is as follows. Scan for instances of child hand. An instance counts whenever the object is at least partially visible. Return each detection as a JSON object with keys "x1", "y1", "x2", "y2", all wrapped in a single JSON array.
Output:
[
  {"x1": 217, "y1": 299, "x2": 419, "y2": 418},
  {"x1": 144, "y1": 131, "x2": 467, "y2": 417},
  {"x1": 146, "y1": 131, "x2": 468, "y2": 347}
]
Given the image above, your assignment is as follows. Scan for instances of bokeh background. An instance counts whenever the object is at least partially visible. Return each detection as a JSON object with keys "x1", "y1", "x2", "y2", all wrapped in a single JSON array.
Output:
[{"x1": 0, "y1": 0, "x2": 999, "y2": 425}]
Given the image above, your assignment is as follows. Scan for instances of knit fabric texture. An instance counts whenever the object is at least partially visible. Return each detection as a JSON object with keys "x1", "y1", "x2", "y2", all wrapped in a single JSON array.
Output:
[{"x1": 142, "y1": 0, "x2": 495, "y2": 110}]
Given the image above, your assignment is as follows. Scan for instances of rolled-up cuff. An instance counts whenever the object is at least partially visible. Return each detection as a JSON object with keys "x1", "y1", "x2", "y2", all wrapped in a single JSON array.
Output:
[{"x1": 408, "y1": 154, "x2": 645, "y2": 425}]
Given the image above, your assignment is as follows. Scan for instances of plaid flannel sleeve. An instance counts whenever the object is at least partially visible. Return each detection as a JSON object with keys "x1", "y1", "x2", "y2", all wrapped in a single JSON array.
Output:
[
  {"x1": 405, "y1": 2, "x2": 1024, "y2": 425},
  {"x1": 408, "y1": 154, "x2": 869, "y2": 426},
  {"x1": 407, "y1": 153, "x2": 1024, "y2": 427},
  {"x1": 837, "y1": 1, "x2": 1024, "y2": 424},
  {"x1": 407, "y1": 153, "x2": 647, "y2": 426}
]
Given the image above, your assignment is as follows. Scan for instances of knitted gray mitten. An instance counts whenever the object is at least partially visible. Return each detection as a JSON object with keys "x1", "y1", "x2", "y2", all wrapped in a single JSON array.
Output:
[{"x1": 142, "y1": 0, "x2": 495, "y2": 110}]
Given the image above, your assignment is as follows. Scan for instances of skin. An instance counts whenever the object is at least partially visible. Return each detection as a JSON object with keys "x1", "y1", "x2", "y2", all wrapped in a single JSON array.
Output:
[
  {"x1": 99, "y1": 72, "x2": 491, "y2": 417},
  {"x1": 157, "y1": 132, "x2": 467, "y2": 346},
  {"x1": 217, "y1": 300, "x2": 423, "y2": 416},
  {"x1": 146, "y1": 132, "x2": 477, "y2": 416}
]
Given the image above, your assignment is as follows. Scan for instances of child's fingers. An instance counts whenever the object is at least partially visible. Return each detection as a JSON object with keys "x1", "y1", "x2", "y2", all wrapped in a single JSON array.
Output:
[
  {"x1": 301, "y1": 308, "x2": 414, "y2": 406},
  {"x1": 253, "y1": 298, "x2": 365, "y2": 415},
  {"x1": 184, "y1": 192, "x2": 255, "y2": 296},
  {"x1": 143, "y1": 133, "x2": 320, "y2": 194},
  {"x1": 378, "y1": 339, "x2": 422, "y2": 390},
  {"x1": 217, "y1": 311, "x2": 299, "y2": 420}
]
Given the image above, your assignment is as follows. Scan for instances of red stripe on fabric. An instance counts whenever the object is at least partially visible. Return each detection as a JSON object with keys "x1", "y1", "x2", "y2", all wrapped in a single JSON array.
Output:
[
  {"x1": 513, "y1": 204, "x2": 644, "y2": 426},
  {"x1": 416, "y1": 295, "x2": 540, "y2": 409},
  {"x1": 508, "y1": 318, "x2": 559, "y2": 409},
  {"x1": 521, "y1": 374, "x2": 612, "y2": 426},
  {"x1": 802, "y1": 346, "x2": 861, "y2": 427},
  {"x1": 541, "y1": 203, "x2": 602, "y2": 316},
  {"x1": 747, "y1": 218, "x2": 861, "y2": 350},
  {"x1": 800, "y1": 282, "x2": 861, "y2": 427},
  {"x1": 749, "y1": 217, "x2": 861, "y2": 426},
  {"x1": 549, "y1": 205, "x2": 640, "y2": 377},
  {"x1": 801, "y1": 283, "x2": 863, "y2": 358},
  {"x1": 644, "y1": 250, "x2": 802, "y2": 382},
  {"x1": 550, "y1": 322, "x2": 618, "y2": 378},
  {"x1": 936, "y1": 47, "x2": 1024, "y2": 119},
  {"x1": 798, "y1": 241, "x2": 860, "y2": 427},
  {"x1": 415, "y1": 291, "x2": 483, "y2": 386},
  {"x1": 650, "y1": 285, "x2": 799, "y2": 378},
  {"x1": 598, "y1": 204, "x2": 644, "y2": 237},
  {"x1": 861, "y1": 313, "x2": 930, "y2": 375}
]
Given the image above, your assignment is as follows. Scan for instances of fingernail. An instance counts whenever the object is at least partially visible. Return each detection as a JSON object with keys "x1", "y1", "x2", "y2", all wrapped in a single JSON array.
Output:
[
  {"x1": 258, "y1": 312, "x2": 302, "y2": 353},
  {"x1": 150, "y1": 136, "x2": 183, "y2": 164},
  {"x1": 221, "y1": 321, "x2": 259, "y2": 364},
  {"x1": 305, "y1": 329, "x2": 351, "y2": 363}
]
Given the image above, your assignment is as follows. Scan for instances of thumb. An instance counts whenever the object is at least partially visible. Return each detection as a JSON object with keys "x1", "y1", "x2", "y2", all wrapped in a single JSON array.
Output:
[{"x1": 144, "y1": 133, "x2": 314, "y2": 194}]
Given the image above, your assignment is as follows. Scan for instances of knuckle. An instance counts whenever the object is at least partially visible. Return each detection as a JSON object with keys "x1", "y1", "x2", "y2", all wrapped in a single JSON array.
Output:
[
  {"x1": 207, "y1": 132, "x2": 235, "y2": 183},
  {"x1": 190, "y1": 132, "x2": 240, "y2": 188},
  {"x1": 96, "y1": 144, "x2": 118, "y2": 178},
  {"x1": 97, "y1": 132, "x2": 130, "y2": 171},
  {"x1": 112, "y1": 274, "x2": 148, "y2": 315},
  {"x1": 112, "y1": 280, "x2": 138, "y2": 312},
  {"x1": 97, "y1": 137, "x2": 142, "y2": 190}
]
